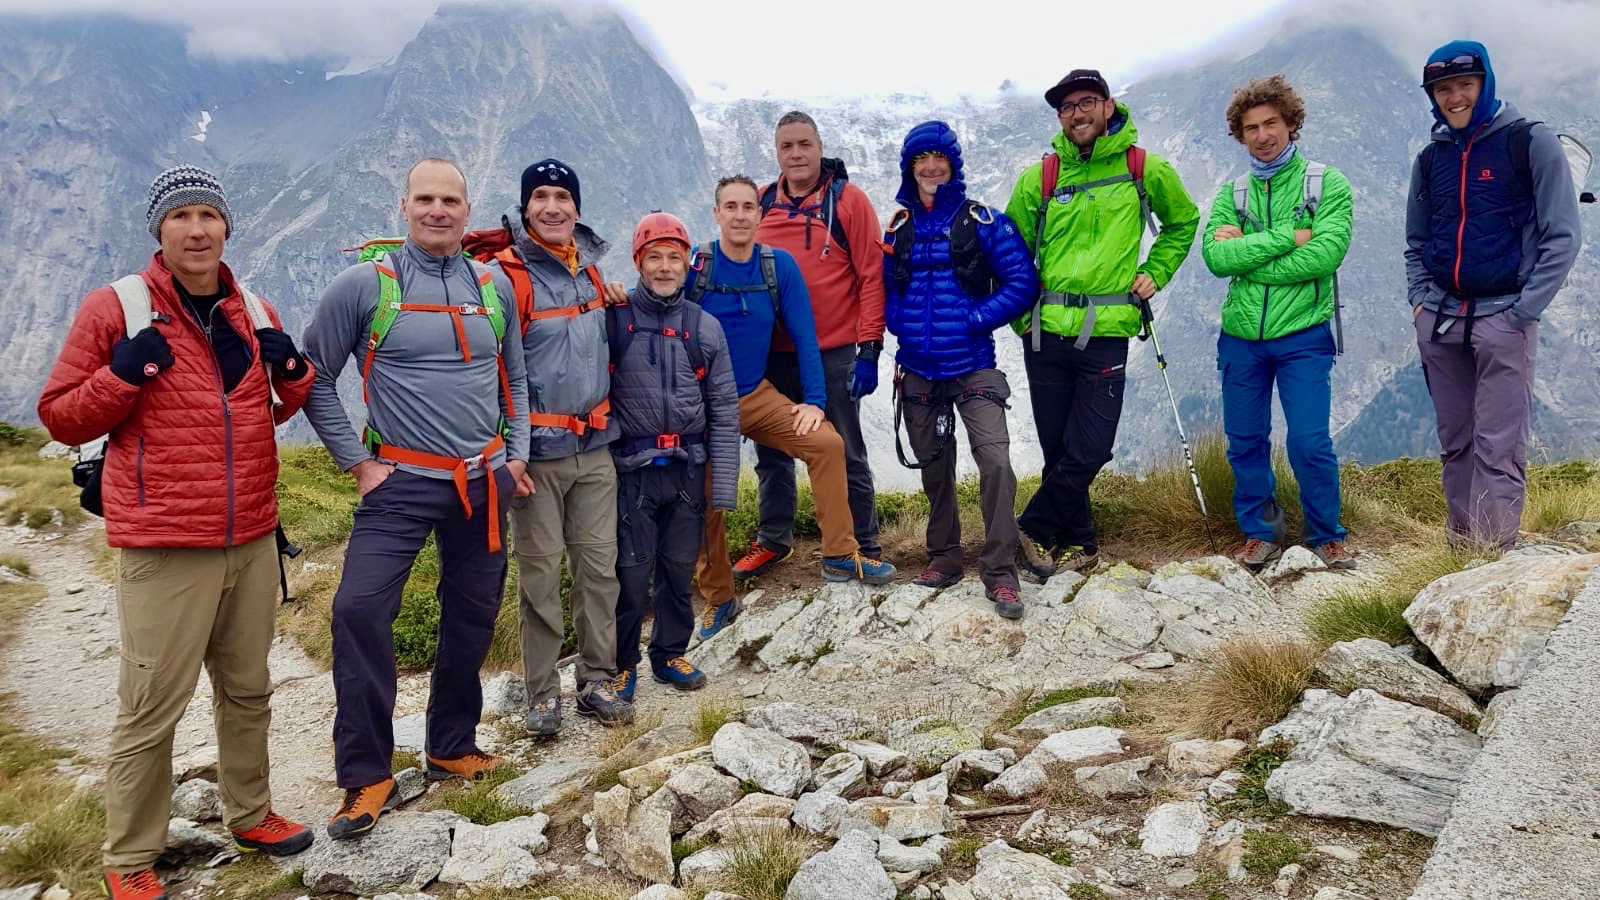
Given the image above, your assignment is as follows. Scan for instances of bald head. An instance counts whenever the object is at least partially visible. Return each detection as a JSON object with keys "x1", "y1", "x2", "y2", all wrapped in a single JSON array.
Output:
[
  {"x1": 401, "y1": 157, "x2": 471, "y2": 257},
  {"x1": 405, "y1": 157, "x2": 468, "y2": 200}
]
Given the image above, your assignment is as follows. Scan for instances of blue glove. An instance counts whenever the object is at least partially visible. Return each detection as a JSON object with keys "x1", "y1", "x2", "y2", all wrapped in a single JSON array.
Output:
[{"x1": 848, "y1": 344, "x2": 881, "y2": 399}]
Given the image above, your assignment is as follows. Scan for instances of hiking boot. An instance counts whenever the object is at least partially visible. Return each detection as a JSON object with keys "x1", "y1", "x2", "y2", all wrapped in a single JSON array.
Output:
[
  {"x1": 652, "y1": 656, "x2": 708, "y2": 691},
  {"x1": 733, "y1": 540, "x2": 792, "y2": 578},
  {"x1": 1052, "y1": 545, "x2": 1099, "y2": 575},
  {"x1": 576, "y1": 678, "x2": 635, "y2": 726},
  {"x1": 232, "y1": 809, "x2": 314, "y2": 856},
  {"x1": 820, "y1": 552, "x2": 897, "y2": 585},
  {"x1": 425, "y1": 749, "x2": 506, "y2": 782},
  {"x1": 104, "y1": 869, "x2": 167, "y2": 900},
  {"x1": 614, "y1": 667, "x2": 637, "y2": 703},
  {"x1": 1016, "y1": 525, "x2": 1056, "y2": 582},
  {"x1": 525, "y1": 697, "x2": 561, "y2": 739},
  {"x1": 1310, "y1": 540, "x2": 1357, "y2": 570},
  {"x1": 327, "y1": 778, "x2": 398, "y2": 840},
  {"x1": 987, "y1": 584, "x2": 1025, "y2": 620},
  {"x1": 697, "y1": 597, "x2": 740, "y2": 641},
  {"x1": 1232, "y1": 538, "x2": 1282, "y2": 570},
  {"x1": 911, "y1": 567, "x2": 962, "y2": 589}
]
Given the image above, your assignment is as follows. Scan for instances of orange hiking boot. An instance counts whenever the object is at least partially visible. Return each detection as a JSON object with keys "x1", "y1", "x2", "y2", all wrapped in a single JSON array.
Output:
[
  {"x1": 327, "y1": 777, "x2": 398, "y2": 840},
  {"x1": 232, "y1": 809, "x2": 314, "y2": 856},
  {"x1": 103, "y1": 869, "x2": 166, "y2": 900},
  {"x1": 732, "y1": 540, "x2": 792, "y2": 578},
  {"x1": 426, "y1": 749, "x2": 507, "y2": 782}
]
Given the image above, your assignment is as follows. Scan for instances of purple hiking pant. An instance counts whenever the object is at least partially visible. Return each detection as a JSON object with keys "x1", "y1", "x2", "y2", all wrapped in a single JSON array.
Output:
[{"x1": 1414, "y1": 308, "x2": 1536, "y2": 550}]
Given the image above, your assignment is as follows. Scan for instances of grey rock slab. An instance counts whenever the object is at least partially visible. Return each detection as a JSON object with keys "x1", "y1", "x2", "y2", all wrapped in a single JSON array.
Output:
[
  {"x1": 1315, "y1": 638, "x2": 1482, "y2": 728},
  {"x1": 1148, "y1": 556, "x2": 1279, "y2": 658},
  {"x1": 1061, "y1": 564, "x2": 1164, "y2": 654},
  {"x1": 1478, "y1": 690, "x2": 1516, "y2": 737},
  {"x1": 591, "y1": 784, "x2": 674, "y2": 884},
  {"x1": 1208, "y1": 769, "x2": 1245, "y2": 800},
  {"x1": 840, "y1": 739, "x2": 907, "y2": 776},
  {"x1": 170, "y1": 778, "x2": 222, "y2": 822},
  {"x1": 1130, "y1": 651, "x2": 1176, "y2": 669},
  {"x1": 161, "y1": 818, "x2": 229, "y2": 862},
  {"x1": 879, "y1": 583, "x2": 939, "y2": 624},
  {"x1": 1010, "y1": 696, "x2": 1126, "y2": 738},
  {"x1": 678, "y1": 846, "x2": 736, "y2": 888},
  {"x1": 756, "y1": 583, "x2": 877, "y2": 672},
  {"x1": 907, "y1": 771, "x2": 949, "y2": 805},
  {"x1": 495, "y1": 756, "x2": 598, "y2": 812},
  {"x1": 1035, "y1": 570, "x2": 1086, "y2": 608},
  {"x1": 711, "y1": 722, "x2": 812, "y2": 797},
  {"x1": 1403, "y1": 553, "x2": 1599, "y2": 691},
  {"x1": 941, "y1": 749, "x2": 1010, "y2": 789},
  {"x1": 0, "y1": 884, "x2": 43, "y2": 900},
  {"x1": 392, "y1": 713, "x2": 426, "y2": 753},
  {"x1": 301, "y1": 810, "x2": 453, "y2": 894},
  {"x1": 619, "y1": 746, "x2": 714, "y2": 792},
  {"x1": 1259, "y1": 689, "x2": 1346, "y2": 746},
  {"x1": 684, "y1": 793, "x2": 795, "y2": 843},
  {"x1": 809, "y1": 751, "x2": 866, "y2": 796},
  {"x1": 173, "y1": 746, "x2": 219, "y2": 783},
  {"x1": 452, "y1": 814, "x2": 551, "y2": 855},
  {"x1": 986, "y1": 727, "x2": 1126, "y2": 800},
  {"x1": 394, "y1": 766, "x2": 428, "y2": 804},
  {"x1": 1139, "y1": 802, "x2": 1209, "y2": 858},
  {"x1": 965, "y1": 839, "x2": 1085, "y2": 898},
  {"x1": 791, "y1": 791, "x2": 849, "y2": 836},
  {"x1": 784, "y1": 830, "x2": 895, "y2": 900},
  {"x1": 1166, "y1": 738, "x2": 1248, "y2": 778},
  {"x1": 882, "y1": 802, "x2": 955, "y2": 841},
  {"x1": 480, "y1": 670, "x2": 526, "y2": 719},
  {"x1": 694, "y1": 593, "x2": 805, "y2": 675},
  {"x1": 1266, "y1": 689, "x2": 1481, "y2": 836},
  {"x1": 629, "y1": 886, "x2": 690, "y2": 900},
  {"x1": 885, "y1": 716, "x2": 984, "y2": 772},
  {"x1": 1074, "y1": 755, "x2": 1162, "y2": 799},
  {"x1": 663, "y1": 762, "x2": 742, "y2": 828},
  {"x1": 1263, "y1": 545, "x2": 1327, "y2": 579},
  {"x1": 1014, "y1": 810, "x2": 1077, "y2": 846},
  {"x1": 878, "y1": 835, "x2": 941, "y2": 873},
  {"x1": 743, "y1": 701, "x2": 876, "y2": 754},
  {"x1": 1410, "y1": 570, "x2": 1600, "y2": 899}
]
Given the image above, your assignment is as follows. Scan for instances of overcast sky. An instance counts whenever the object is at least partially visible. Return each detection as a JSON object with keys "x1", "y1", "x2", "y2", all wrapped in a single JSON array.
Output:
[{"x1": 1, "y1": 0, "x2": 1596, "y2": 101}]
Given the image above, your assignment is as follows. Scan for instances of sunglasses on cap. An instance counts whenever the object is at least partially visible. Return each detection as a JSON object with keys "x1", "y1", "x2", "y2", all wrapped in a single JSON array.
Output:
[{"x1": 1423, "y1": 54, "x2": 1483, "y2": 85}]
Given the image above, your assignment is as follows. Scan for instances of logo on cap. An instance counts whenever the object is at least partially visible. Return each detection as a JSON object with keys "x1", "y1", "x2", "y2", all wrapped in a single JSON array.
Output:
[{"x1": 143, "y1": 363, "x2": 159, "y2": 377}]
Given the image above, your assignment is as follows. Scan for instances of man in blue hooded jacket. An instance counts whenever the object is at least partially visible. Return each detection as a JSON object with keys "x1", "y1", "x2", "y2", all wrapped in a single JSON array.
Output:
[
  {"x1": 1405, "y1": 40, "x2": 1582, "y2": 551},
  {"x1": 883, "y1": 121, "x2": 1039, "y2": 619}
]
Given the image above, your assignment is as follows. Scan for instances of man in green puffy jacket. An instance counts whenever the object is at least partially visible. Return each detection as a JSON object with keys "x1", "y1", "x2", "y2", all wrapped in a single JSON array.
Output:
[
  {"x1": 1201, "y1": 75, "x2": 1355, "y2": 571},
  {"x1": 1006, "y1": 68, "x2": 1200, "y2": 579}
]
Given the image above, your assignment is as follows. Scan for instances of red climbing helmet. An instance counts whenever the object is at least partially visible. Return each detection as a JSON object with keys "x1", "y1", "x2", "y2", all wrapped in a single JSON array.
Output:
[{"x1": 632, "y1": 211, "x2": 691, "y2": 262}]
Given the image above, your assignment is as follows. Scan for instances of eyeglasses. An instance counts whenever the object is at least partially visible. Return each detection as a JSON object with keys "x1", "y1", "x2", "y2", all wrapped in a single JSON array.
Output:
[
  {"x1": 1057, "y1": 96, "x2": 1106, "y2": 115},
  {"x1": 1423, "y1": 54, "x2": 1482, "y2": 83}
]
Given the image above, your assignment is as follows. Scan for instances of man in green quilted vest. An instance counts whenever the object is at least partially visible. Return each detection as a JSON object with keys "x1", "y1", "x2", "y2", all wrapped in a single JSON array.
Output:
[{"x1": 1006, "y1": 68, "x2": 1199, "y2": 580}]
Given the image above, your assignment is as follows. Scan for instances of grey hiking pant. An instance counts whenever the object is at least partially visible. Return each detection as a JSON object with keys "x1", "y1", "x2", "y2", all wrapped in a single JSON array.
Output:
[
  {"x1": 514, "y1": 448, "x2": 620, "y2": 704},
  {"x1": 756, "y1": 345, "x2": 880, "y2": 556},
  {"x1": 1415, "y1": 307, "x2": 1536, "y2": 550},
  {"x1": 900, "y1": 368, "x2": 1021, "y2": 590}
]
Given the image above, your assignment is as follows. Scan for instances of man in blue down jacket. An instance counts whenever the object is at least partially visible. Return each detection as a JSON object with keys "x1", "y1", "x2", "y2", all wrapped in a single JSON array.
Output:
[{"x1": 883, "y1": 121, "x2": 1039, "y2": 619}]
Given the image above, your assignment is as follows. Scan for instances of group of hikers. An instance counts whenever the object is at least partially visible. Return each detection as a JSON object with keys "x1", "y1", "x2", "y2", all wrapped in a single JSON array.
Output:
[{"x1": 34, "y1": 40, "x2": 1583, "y2": 899}]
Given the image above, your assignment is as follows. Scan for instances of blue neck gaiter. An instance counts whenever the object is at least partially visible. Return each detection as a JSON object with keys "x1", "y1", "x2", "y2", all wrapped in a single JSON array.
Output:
[{"x1": 1251, "y1": 143, "x2": 1297, "y2": 181}]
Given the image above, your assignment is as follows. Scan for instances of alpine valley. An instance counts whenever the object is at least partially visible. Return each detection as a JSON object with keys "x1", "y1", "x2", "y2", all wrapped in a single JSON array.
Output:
[{"x1": 2, "y1": 4, "x2": 1596, "y2": 488}]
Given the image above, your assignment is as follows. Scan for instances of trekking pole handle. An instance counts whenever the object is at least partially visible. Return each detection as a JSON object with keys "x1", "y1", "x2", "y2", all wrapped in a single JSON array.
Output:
[{"x1": 1138, "y1": 297, "x2": 1168, "y2": 367}]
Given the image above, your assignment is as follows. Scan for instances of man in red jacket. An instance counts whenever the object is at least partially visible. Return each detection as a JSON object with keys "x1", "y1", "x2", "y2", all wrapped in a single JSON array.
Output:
[
  {"x1": 741, "y1": 110, "x2": 888, "y2": 577},
  {"x1": 38, "y1": 166, "x2": 316, "y2": 900}
]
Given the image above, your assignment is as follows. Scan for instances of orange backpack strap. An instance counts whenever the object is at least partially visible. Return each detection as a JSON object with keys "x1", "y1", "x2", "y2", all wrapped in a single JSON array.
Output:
[
  {"x1": 527, "y1": 396, "x2": 610, "y2": 436},
  {"x1": 370, "y1": 434, "x2": 507, "y2": 552}
]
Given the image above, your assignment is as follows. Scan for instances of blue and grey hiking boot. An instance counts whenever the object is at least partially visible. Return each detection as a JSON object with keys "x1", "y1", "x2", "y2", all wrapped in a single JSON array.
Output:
[
  {"x1": 613, "y1": 667, "x2": 637, "y2": 703},
  {"x1": 525, "y1": 697, "x2": 561, "y2": 738},
  {"x1": 821, "y1": 552, "x2": 897, "y2": 585},
  {"x1": 987, "y1": 584, "x2": 1025, "y2": 620},
  {"x1": 575, "y1": 678, "x2": 635, "y2": 726},
  {"x1": 652, "y1": 656, "x2": 708, "y2": 691},
  {"x1": 698, "y1": 597, "x2": 741, "y2": 641}
]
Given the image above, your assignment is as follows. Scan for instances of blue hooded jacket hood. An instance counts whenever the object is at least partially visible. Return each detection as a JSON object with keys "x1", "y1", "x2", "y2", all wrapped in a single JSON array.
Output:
[
  {"x1": 896, "y1": 120, "x2": 966, "y2": 212},
  {"x1": 1424, "y1": 39, "x2": 1500, "y2": 138}
]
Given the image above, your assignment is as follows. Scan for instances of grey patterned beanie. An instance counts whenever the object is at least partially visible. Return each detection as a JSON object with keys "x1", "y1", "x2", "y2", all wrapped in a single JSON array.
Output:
[{"x1": 146, "y1": 165, "x2": 233, "y2": 241}]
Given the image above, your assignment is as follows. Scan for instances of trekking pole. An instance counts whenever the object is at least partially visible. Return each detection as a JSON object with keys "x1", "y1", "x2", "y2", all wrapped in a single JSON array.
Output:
[{"x1": 1138, "y1": 297, "x2": 1218, "y2": 554}]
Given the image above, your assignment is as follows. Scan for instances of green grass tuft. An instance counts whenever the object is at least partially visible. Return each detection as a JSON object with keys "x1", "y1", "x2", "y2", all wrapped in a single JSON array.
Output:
[
  {"x1": 1305, "y1": 546, "x2": 1472, "y2": 647},
  {"x1": 1241, "y1": 828, "x2": 1309, "y2": 876},
  {"x1": 715, "y1": 825, "x2": 814, "y2": 900},
  {"x1": 439, "y1": 765, "x2": 531, "y2": 825},
  {"x1": 1221, "y1": 738, "x2": 1296, "y2": 818}
]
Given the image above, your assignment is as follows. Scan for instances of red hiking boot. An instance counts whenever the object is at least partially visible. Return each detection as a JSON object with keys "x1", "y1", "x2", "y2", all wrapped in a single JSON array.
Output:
[
  {"x1": 232, "y1": 809, "x2": 314, "y2": 856},
  {"x1": 103, "y1": 869, "x2": 167, "y2": 900},
  {"x1": 732, "y1": 540, "x2": 792, "y2": 579}
]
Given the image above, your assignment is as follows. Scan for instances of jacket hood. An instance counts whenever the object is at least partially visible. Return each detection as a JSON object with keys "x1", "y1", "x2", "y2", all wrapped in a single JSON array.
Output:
[
  {"x1": 1052, "y1": 102, "x2": 1138, "y2": 163},
  {"x1": 502, "y1": 206, "x2": 610, "y2": 267},
  {"x1": 896, "y1": 120, "x2": 967, "y2": 210},
  {"x1": 1425, "y1": 40, "x2": 1500, "y2": 137}
]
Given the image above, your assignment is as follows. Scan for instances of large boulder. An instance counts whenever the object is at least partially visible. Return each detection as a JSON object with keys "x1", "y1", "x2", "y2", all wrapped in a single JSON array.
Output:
[
  {"x1": 711, "y1": 723, "x2": 813, "y2": 797},
  {"x1": 1009, "y1": 697, "x2": 1126, "y2": 738},
  {"x1": 684, "y1": 793, "x2": 796, "y2": 844},
  {"x1": 1314, "y1": 638, "x2": 1481, "y2": 727},
  {"x1": 743, "y1": 702, "x2": 875, "y2": 755},
  {"x1": 784, "y1": 830, "x2": 895, "y2": 900},
  {"x1": 619, "y1": 746, "x2": 715, "y2": 793},
  {"x1": 693, "y1": 592, "x2": 806, "y2": 675},
  {"x1": 986, "y1": 727, "x2": 1126, "y2": 800},
  {"x1": 1146, "y1": 557, "x2": 1279, "y2": 658},
  {"x1": 301, "y1": 810, "x2": 455, "y2": 894},
  {"x1": 495, "y1": 757, "x2": 598, "y2": 812},
  {"x1": 1074, "y1": 756, "x2": 1161, "y2": 800},
  {"x1": 661, "y1": 763, "x2": 742, "y2": 829},
  {"x1": 1403, "y1": 553, "x2": 1599, "y2": 692},
  {"x1": 964, "y1": 840, "x2": 1084, "y2": 898},
  {"x1": 170, "y1": 779, "x2": 222, "y2": 822},
  {"x1": 591, "y1": 785, "x2": 674, "y2": 884},
  {"x1": 1166, "y1": 739, "x2": 1248, "y2": 778},
  {"x1": 438, "y1": 816, "x2": 555, "y2": 889},
  {"x1": 1139, "y1": 802, "x2": 1209, "y2": 858},
  {"x1": 1265, "y1": 689, "x2": 1482, "y2": 836}
]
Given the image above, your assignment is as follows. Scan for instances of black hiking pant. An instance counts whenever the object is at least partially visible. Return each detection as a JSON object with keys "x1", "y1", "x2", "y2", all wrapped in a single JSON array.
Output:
[{"x1": 615, "y1": 460, "x2": 705, "y2": 673}]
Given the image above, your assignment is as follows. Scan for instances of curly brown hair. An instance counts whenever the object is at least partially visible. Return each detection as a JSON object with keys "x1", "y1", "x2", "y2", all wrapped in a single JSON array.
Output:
[{"x1": 1225, "y1": 74, "x2": 1306, "y2": 144}]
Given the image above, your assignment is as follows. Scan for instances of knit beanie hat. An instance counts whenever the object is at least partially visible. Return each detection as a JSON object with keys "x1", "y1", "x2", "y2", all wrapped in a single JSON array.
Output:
[
  {"x1": 520, "y1": 159, "x2": 581, "y2": 215},
  {"x1": 147, "y1": 164, "x2": 233, "y2": 241}
]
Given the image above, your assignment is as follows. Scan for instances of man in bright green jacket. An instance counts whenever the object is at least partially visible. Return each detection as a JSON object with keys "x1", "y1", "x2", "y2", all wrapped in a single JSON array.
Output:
[
  {"x1": 1006, "y1": 68, "x2": 1199, "y2": 580},
  {"x1": 1201, "y1": 75, "x2": 1355, "y2": 572}
]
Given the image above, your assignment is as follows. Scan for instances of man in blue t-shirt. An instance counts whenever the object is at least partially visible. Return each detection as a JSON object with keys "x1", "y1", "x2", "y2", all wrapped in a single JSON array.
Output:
[{"x1": 689, "y1": 175, "x2": 896, "y2": 638}]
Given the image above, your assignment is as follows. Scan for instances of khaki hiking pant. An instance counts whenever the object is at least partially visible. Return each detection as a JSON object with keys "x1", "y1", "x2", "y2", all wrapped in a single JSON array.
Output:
[
  {"x1": 514, "y1": 448, "x2": 620, "y2": 703},
  {"x1": 697, "y1": 380, "x2": 859, "y2": 605},
  {"x1": 104, "y1": 533, "x2": 278, "y2": 872}
]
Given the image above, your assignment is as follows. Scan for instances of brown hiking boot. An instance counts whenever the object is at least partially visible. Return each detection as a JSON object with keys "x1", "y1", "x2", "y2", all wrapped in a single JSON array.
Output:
[
  {"x1": 1016, "y1": 524, "x2": 1056, "y2": 582},
  {"x1": 1232, "y1": 538, "x2": 1282, "y2": 570},
  {"x1": 1052, "y1": 546, "x2": 1099, "y2": 576},
  {"x1": 327, "y1": 778, "x2": 398, "y2": 840},
  {"x1": 426, "y1": 749, "x2": 507, "y2": 782},
  {"x1": 1310, "y1": 540, "x2": 1357, "y2": 570}
]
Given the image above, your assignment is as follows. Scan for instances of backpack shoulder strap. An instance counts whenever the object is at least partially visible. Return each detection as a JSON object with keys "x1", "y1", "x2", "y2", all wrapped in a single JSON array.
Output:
[
  {"x1": 686, "y1": 246, "x2": 714, "y2": 304},
  {"x1": 109, "y1": 275, "x2": 152, "y2": 339},
  {"x1": 757, "y1": 244, "x2": 782, "y2": 319},
  {"x1": 683, "y1": 303, "x2": 709, "y2": 378},
  {"x1": 237, "y1": 286, "x2": 274, "y2": 330},
  {"x1": 1232, "y1": 175, "x2": 1265, "y2": 232},
  {"x1": 607, "y1": 300, "x2": 634, "y2": 371},
  {"x1": 1296, "y1": 160, "x2": 1328, "y2": 220},
  {"x1": 759, "y1": 182, "x2": 779, "y2": 216},
  {"x1": 1126, "y1": 146, "x2": 1156, "y2": 235},
  {"x1": 822, "y1": 178, "x2": 851, "y2": 258},
  {"x1": 361, "y1": 258, "x2": 405, "y2": 395},
  {"x1": 888, "y1": 209, "x2": 915, "y2": 288},
  {"x1": 493, "y1": 247, "x2": 536, "y2": 335},
  {"x1": 467, "y1": 260, "x2": 507, "y2": 345},
  {"x1": 1034, "y1": 152, "x2": 1060, "y2": 259},
  {"x1": 1510, "y1": 119, "x2": 1539, "y2": 196}
]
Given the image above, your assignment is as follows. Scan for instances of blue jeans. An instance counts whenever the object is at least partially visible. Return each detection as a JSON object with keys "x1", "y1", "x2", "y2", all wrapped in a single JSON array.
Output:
[{"x1": 1218, "y1": 324, "x2": 1347, "y2": 546}]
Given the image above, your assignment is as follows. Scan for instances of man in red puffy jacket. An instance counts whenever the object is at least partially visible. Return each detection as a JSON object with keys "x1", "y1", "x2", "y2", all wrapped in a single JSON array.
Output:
[{"x1": 38, "y1": 166, "x2": 316, "y2": 900}]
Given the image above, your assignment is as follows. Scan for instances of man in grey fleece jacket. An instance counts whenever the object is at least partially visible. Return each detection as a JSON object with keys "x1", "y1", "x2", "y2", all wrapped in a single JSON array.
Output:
[
  {"x1": 1406, "y1": 41, "x2": 1582, "y2": 551},
  {"x1": 302, "y1": 158, "x2": 532, "y2": 839}
]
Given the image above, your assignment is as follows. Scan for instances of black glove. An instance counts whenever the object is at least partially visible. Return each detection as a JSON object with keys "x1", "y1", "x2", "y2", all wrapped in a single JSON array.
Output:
[
  {"x1": 109, "y1": 327, "x2": 175, "y2": 386},
  {"x1": 255, "y1": 328, "x2": 308, "y2": 381}
]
